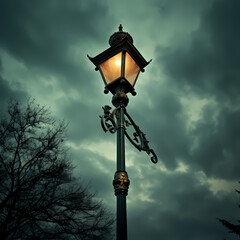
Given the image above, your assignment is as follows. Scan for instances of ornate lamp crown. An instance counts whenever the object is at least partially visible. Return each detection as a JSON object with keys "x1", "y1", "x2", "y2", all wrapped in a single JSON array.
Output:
[{"x1": 109, "y1": 24, "x2": 133, "y2": 46}]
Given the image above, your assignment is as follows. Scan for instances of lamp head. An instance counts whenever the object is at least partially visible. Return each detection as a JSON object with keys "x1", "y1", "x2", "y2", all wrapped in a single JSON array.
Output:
[{"x1": 88, "y1": 25, "x2": 151, "y2": 96}]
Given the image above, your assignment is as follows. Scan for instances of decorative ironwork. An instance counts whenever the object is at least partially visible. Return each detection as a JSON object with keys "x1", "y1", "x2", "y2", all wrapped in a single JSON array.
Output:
[
  {"x1": 124, "y1": 110, "x2": 158, "y2": 164},
  {"x1": 100, "y1": 105, "x2": 158, "y2": 164},
  {"x1": 113, "y1": 171, "x2": 130, "y2": 195},
  {"x1": 99, "y1": 105, "x2": 118, "y2": 133}
]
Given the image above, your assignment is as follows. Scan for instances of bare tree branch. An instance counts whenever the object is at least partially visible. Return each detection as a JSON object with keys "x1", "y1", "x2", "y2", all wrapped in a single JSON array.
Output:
[
  {"x1": 0, "y1": 99, "x2": 114, "y2": 240},
  {"x1": 218, "y1": 182, "x2": 240, "y2": 238}
]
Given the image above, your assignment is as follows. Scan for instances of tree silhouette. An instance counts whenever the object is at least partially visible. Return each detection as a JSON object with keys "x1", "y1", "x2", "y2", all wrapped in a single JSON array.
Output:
[
  {"x1": 218, "y1": 183, "x2": 240, "y2": 238},
  {"x1": 0, "y1": 99, "x2": 113, "y2": 240}
]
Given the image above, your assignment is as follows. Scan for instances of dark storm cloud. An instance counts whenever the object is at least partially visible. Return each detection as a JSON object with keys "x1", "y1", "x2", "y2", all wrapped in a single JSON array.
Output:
[
  {"x1": 0, "y1": 0, "x2": 113, "y2": 96},
  {"x1": 0, "y1": 73, "x2": 26, "y2": 110},
  {"x1": 131, "y1": 90, "x2": 191, "y2": 170},
  {"x1": 0, "y1": 0, "x2": 108, "y2": 70},
  {"x1": 0, "y1": 0, "x2": 116, "y2": 147},
  {"x1": 59, "y1": 99, "x2": 111, "y2": 142},
  {"x1": 192, "y1": 106, "x2": 240, "y2": 179},
  {"x1": 156, "y1": 0, "x2": 240, "y2": 179},
  {"x1": 71, "y1": 146, "x2": 115, "y2": 201},
  {"x1": 127, "y1": 169, "x2": 239, "y2": 240},
  {"x1": 159, "y1": 0, "x2": 240, "y2": 103}
]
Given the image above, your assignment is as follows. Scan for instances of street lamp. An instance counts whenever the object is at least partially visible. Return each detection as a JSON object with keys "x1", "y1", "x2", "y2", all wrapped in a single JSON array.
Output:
[{"x1": 88, "y1": 25, "x2": 157, "y2": 240}]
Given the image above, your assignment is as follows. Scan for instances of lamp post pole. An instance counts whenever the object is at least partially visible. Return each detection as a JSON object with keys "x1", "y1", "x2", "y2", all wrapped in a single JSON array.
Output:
[{"x1": 112, "y1": 92, "x2": 130, "y2": 240}]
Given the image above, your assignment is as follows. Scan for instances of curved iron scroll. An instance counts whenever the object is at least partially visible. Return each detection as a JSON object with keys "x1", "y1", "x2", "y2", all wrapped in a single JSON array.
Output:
[
  {"x1": 99, "y1": 105, "x2": 158, "y2": 164},
  {"x1": 99, "y1": 105, "x2": 118, "y2": 134},
  {"x1": 124, "y1": 110, "x2": 158, "y2": 164}
]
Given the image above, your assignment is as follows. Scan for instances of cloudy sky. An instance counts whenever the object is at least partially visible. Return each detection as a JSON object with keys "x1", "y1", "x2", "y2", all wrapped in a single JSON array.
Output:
[{"x1": 1, "y1": 0, "x2": 240, "y2": 239}]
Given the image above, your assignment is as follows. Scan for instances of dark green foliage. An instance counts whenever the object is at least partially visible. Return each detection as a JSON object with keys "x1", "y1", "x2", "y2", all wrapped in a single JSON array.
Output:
[{"x1": 0, "y1": 99, "x2": 114, "y2": 240}]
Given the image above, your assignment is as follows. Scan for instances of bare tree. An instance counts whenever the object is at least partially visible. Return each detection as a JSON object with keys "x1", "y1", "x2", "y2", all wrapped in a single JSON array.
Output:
[
  {"x1": 0, "y1": 99, "x2": 113, "y2": 240},
  {"x1": 218, "y1": 183, "x2": 240, "y2": 239}
]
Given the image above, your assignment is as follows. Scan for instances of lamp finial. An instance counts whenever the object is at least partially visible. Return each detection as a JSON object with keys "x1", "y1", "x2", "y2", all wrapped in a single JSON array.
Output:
[
  {"x1": 109, "y1": 24, "x2": 133, "y2": 46},
  {"x1": 119, "y1": 24, "x2": 123, "y2": 32}
]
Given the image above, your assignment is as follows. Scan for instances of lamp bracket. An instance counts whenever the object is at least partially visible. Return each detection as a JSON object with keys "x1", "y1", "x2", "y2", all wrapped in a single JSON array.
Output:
[{"x1": 99, "y1": 105, "x2": 158, "y2": 164}]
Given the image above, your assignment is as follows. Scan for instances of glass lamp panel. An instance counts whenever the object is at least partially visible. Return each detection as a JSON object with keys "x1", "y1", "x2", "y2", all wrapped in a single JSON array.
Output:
[
  {"x1": 125, "y1": 52, "x2": 140, "y2": 86},
  {"x1": 100, "y1": 52, "x2": 122, "y2": 85}
]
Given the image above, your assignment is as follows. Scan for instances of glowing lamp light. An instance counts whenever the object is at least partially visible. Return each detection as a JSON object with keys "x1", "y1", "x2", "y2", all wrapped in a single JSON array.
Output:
[
  {"x1": 88, "y1": 24, "x2": 151, "y2": 95},
  {"x1": 115, "y1": 59, "x2": 121, "y2": 66}
]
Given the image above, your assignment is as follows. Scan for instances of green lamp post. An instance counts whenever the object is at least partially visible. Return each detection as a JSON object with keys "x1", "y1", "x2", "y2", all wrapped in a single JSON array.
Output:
[{"x1": 88, "y1": 25, "x2": 157, "y2": 240}]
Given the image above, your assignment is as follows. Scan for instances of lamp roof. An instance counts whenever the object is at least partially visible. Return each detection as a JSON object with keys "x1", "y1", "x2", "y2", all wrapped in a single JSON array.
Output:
[{"x1": 87, "y1": 25, "x2": 151, "y2": 72}]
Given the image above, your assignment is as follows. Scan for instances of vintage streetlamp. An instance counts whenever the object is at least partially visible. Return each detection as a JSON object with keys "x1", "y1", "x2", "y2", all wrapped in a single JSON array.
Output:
[{"x1": 88, "y1": 25, "x2": 157, "y2": 240}]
